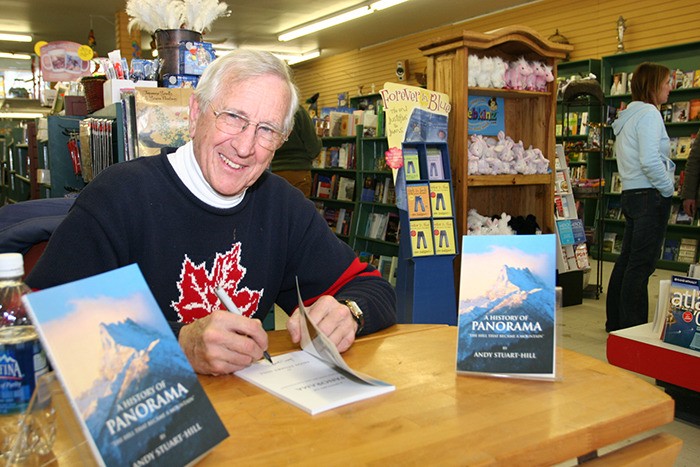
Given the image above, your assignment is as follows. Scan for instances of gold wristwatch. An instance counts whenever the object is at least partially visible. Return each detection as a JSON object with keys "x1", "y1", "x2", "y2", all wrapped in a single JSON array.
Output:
[{"x1": 340, "y1": 299, "x2": 365, "y2": 335}]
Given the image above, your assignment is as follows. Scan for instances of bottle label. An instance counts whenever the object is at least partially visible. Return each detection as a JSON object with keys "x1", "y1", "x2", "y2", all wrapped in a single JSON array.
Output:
[{"x1": 0, "y1": 339, "x2": 41, "y2": 415}]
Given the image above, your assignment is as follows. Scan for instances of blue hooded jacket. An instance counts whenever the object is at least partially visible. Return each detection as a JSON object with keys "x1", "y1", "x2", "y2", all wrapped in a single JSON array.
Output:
[{"x1": 612, "y1": 101, "x2": 674, "y2": 197}]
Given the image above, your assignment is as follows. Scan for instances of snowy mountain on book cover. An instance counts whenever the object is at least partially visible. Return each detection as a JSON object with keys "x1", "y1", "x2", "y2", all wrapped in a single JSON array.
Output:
[
  {"x1": 457, "y1": 235, "x2": 556, "y2": 376},
  {"x1": 23, "y1": 265, "x2": 228, "y2": 466}
]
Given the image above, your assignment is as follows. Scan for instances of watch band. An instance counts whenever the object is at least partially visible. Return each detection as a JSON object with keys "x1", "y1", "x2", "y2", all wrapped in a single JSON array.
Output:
[{"x1": 340, "y1": 299, "x2": 365, "y2": 335}]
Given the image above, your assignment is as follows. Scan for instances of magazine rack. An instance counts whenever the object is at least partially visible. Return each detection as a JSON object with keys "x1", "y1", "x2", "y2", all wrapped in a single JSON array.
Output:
[{"x1": 395, "y1": 142, "x2": 458, "y2": 325}]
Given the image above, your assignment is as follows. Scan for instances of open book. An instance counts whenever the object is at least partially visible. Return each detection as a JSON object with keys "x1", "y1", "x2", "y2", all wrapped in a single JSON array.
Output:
[{"x1": 234, "y1": 283, "x2": 395, "y2": 414}]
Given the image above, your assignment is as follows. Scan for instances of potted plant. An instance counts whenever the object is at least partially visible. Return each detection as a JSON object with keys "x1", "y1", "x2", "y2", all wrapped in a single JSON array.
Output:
[{"x1": 126, "y1": 0, "x2": 229, "y2": 76}]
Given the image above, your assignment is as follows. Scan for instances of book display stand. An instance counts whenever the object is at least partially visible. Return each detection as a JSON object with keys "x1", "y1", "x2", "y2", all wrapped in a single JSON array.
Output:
[{"x1": 395, "y1": 142, "x2": 458, "y2": 325}]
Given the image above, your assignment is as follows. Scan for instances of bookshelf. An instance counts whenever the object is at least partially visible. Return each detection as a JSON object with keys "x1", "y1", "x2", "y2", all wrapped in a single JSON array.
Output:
[
  {"x1": 600, "y1": 41, "x2": 700, "y2": 272},
  {"x1": 353, "y1": 135, "x2": 399, "y2": 275},
  {"x1": 311, "y1": 134, "x2": 358, "y2": 243},
  {"x1": 1, "y1": 119, "x2": 39, "y2": 203},
  {"x1": 419, "y1": 26, "x2": 572, "y2": 247}
]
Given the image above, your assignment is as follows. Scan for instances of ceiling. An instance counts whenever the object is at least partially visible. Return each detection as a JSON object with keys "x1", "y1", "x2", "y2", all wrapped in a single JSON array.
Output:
[{"x1": 0, "y1": 0, "x2": 536, "y2": 70}]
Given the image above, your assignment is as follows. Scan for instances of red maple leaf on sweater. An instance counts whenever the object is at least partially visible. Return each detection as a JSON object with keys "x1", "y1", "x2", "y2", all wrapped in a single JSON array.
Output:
[{"x1": 171, "y1": 243, "x2": 263, "y2": 323}]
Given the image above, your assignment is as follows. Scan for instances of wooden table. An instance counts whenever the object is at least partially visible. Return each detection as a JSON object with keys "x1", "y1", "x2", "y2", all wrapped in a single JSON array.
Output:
[{"x1": 198, "y1": 324, "x2": 682, "y2": 465}]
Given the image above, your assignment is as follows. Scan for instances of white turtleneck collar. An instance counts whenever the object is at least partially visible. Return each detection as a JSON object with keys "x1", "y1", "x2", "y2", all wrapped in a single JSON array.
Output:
[{"x1": 167, "y1": 141, "x2": 246, "y2": 209}]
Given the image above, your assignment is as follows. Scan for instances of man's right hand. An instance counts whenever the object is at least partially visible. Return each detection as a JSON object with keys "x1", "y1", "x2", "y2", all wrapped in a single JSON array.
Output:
[{"x1": 178, "y1": 310, "x2": 269, "y2": 375}]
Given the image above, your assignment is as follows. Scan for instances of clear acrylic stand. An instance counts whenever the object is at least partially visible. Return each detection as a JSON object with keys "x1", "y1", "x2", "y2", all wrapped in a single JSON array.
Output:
[{"x1": 5, "y1": 372, "x2": 98, "y2": 467}]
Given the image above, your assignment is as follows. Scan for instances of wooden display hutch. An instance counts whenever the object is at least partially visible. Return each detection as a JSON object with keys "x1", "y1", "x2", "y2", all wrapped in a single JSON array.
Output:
[{"x1": 419, "y1": 27, "x2": 572, "y2": 240}]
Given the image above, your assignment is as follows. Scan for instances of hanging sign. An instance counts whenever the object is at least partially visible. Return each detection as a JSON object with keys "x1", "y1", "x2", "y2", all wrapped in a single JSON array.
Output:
[{"x1": 40, "y1": 41, "x2": 92, "y2": 82}]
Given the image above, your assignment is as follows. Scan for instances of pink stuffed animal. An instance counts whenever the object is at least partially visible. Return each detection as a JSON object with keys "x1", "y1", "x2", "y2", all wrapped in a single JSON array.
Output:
[{"x1": 506, "y1": 57, "x2": 532, "y2": 90}]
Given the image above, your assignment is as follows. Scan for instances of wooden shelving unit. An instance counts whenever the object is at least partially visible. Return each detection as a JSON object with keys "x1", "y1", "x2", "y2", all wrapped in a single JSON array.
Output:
[{"x1": 419, "y1": 26, "x2": 572, "y2": 244}]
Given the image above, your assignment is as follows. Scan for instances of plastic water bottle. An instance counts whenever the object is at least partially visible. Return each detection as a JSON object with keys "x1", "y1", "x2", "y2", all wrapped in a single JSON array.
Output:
[{"x1": 0, "y1": 253, "x2": 50, "y2": 462}]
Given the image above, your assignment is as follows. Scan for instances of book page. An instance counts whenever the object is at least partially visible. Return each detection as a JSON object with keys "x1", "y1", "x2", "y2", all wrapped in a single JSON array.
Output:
[{"x1": 234, "y1": 351, "x2": 394, "y2": 415}]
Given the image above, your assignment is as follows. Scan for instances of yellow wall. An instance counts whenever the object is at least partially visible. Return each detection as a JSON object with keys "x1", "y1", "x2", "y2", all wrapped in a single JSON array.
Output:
[{"x1": 292, "y1": 0, "x2": 700, "y2": 108}]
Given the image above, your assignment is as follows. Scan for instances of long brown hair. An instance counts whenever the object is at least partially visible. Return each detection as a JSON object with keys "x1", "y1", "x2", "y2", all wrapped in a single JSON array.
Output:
[{"x1": 630, "y1": 62, "x2": 670, "y2": 104}]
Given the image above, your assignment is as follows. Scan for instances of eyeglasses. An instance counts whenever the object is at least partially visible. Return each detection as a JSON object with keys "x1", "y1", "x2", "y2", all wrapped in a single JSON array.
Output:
[{"x1": 210, "y1": 105, "x2": 287, "y2": 150}]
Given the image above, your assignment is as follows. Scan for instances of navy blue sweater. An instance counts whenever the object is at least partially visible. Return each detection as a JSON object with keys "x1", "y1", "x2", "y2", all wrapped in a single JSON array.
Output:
[{"x1": 27, "y1": 153, "x2": 396, "y2": 335}]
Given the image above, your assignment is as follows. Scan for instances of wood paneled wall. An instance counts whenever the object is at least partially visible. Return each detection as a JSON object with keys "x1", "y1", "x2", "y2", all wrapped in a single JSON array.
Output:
[{"x1": 293, "y1": 0, "x2": 700, "y2": 109}]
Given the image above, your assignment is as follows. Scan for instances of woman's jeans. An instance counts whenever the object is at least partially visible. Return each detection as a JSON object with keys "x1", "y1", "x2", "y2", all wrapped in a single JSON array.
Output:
[{"x1": 606, "y1": 188, "x2": 672, "y2": 332}]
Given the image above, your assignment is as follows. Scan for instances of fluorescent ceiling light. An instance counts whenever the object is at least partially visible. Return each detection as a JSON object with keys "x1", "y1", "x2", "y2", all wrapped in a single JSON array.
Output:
[
  {"x1": 0, "y1": 52, "x2": 31, "y2": 60},
  {"x1": 277, "y1": 0, "x2": 407, "y2": 42},
  {"x1": 0, "y1": 112, "x2": 46, "y2": 119},
  {"x1": 279, "y1": 6, "x2": 373, "y2": 42},
  {"x1": 0, "y1": 33, "x2": 32, "y2": 42},
  {"x1": 276, "y1": 50, "x2": 321, "y2": 65}
]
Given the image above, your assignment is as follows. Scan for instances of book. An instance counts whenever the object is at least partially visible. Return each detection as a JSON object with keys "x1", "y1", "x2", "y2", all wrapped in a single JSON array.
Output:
[
  {"x1": 336, "y1": 176, "x2": 355, "y2": 202},
  {"x1": 432, "y1": 218, "x2": 456, "y2": 255},
  {"x1": 429, "y1": 182, "x2": 453, "y2": 217},
  {"x1": 660, "y1": 103, "x2": 674, "y2": 123},
  {"x1": 234, "y1": 282, "x2": 395, "y2": 415},
  {"x1": 675, "y1": 205, "x2": 693, "y2": 225},
  {"x1": 408, "y1": 219, "x2": 434, "y2": 256},
  {"x1": 662, "y1": 238, "x2": 680, "y2": 261},
  {"x1": 361, "y1": 176, "x2": 377, "y2": 202},
  {"x1": 602, "y1": 232, "x2": 617, "y2": 253},
  {"x1": 456, "y1": 234, "x2": 557, "y2": 380},
  {"x1": 672, "y1": 101, "x2": 690, "y2": 123},
  {"x1": 425, "y1": 147, "x2": 445, "y2": 180},
  {"x1": 606, "y1": 198, "x2": 622, "y2": 220},
  {"x1": 677, "y1": 136, "x2": 693, "y2": 158},
  {"x1": 689, "y1": 99, "x2": 700, "y2": 121},
  {"x1": 384, "y1": 212, "x2": 400, "y2": 243},
  {"x1": 406, "y1": 183, "x2": 431, "y2": 219},
  {"x1": 661, "y1": 275, "x2": 700, "y2": 352},
  {"x1": 22, "y1": 264, "x2": 229, "y2": 466},
  {"x1": 135, "y1": 87, "x2": 192, "y2": 157},
  {"x1": 610, "y1": 172, "x2": 622, "y2": 194},
  {"x1": 403, "y1": 148, "x2": 421, "y2": 181}
]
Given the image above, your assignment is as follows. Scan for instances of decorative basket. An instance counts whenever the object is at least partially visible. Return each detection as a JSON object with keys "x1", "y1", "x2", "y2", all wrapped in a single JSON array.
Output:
[{"x1": 81, "y1": 75, "x2": 107, "y2": 114}]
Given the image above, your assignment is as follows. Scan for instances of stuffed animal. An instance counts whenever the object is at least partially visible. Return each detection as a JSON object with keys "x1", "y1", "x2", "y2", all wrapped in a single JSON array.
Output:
[
  {"x1": 540, "y1": 64, "x2": 555, "y2": 91},
  {"x1": 507, "y1": 57, "x2": 532, "y2": 90},
  {"x1": 526, "y1": 60, "x2": 545, "y2": 91},
  {"x1": 490, "y1": 56, "x2": 507, "y2": 89},
  {"x1": 476, "y1": 56, "x2": 494, "y2": 88},
  {"x1": 468, "y1": 54, "x2": 480, "y2": 87}
]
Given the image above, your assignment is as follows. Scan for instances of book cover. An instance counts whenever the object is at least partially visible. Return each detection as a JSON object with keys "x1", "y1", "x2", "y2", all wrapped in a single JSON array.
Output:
[
  {"x1": 384, "y1": 212, "x2": 400, "y2": 243},
  {"x1": 689, "y1": 99, "x2": 700, "y2": 121},
  {"x1": 135, "y1": 87, "x2": 192, "y2": 157},
  {"x1": 403, "y1": 148, "x2": 421, "y2": 181},
  {"x1": 662, "y1": 238, "x2": 680, "y2": 261},
  {"x1": 610, "y1": 172, "x2": 622, "y2": 194},
  {"x1": 234, "y1": 282, "x2": 395, "y2": 415},
  {"x1": 677, "y1": 136, "x2": 692, "y2": 158},
  {"x1": 425, "y1": 148, "x2": 445, "y2": 180},
  {"x1": 660, "y1": 103, "x2": 674, "y2": 123},
  {"x1": 22, "y1": 264, "x2": 229, "y2": 466},
  {"x1": 672, "y1": 101, "x2": 690, "y2": 123},
  {"x1": 456, "y1": 234, "x2": 557, "y2": 380},
  {"x1": 406, "y1": 183, "x2": 431, "y2": 219},
  {"x1": 409, "y1": 219, "x2": 434, "y2": 256},
  {"x1": 661, "y1": 275, "x2": 700, "y2": 352},
  {"x1": 602, "y1": 232, "x2": 616, "y2": 253},
  {"x1": 429, "y1": 182, "x2": 453, "y2": 217},
  {"x1": 556, "y1": 219, "x2": 575, "y2": 245},
  {"x1": 467, "y1": 95, "x2": 504, "y2": 136},
  {"x1": 336, "y1": 176, "x2": 355, "y2": 202},
  {"x1": 432, "y1": 218, "x2": 456, "y2": 255},
  {"x1": 360, "y1": 176, "x2": 377, "y2": 202}
]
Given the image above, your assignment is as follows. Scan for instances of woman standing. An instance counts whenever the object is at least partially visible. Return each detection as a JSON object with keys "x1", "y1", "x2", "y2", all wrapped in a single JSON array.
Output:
[{"x1": 606, "y1": 62, "x2": 674, "y2": 332}]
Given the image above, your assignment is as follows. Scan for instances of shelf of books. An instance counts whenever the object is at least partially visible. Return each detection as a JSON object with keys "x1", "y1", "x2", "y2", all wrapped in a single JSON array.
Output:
[
  {"x1": 354, "y1": 135, "x2": 399, "y2": 285},
  {"x1": 311, "y1": 135, "x2": 358, "y2": 242},
  {"x1": 396, "y1": 141, "x2": 458, "y2": 325},
  {"x1": 600, "y1": 40, "x2": 700, "y2": 272}
]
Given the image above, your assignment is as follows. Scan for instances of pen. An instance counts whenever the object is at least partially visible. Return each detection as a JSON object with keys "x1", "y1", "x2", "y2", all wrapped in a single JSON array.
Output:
[{"x1": 215, "y1": 286, "x2": 273, "y2": 365}]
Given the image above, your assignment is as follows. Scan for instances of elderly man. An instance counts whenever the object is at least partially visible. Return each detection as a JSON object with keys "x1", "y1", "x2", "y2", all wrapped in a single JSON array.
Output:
[{"x1": 27, "y1": 50, "x2": 397, "y2": 375}]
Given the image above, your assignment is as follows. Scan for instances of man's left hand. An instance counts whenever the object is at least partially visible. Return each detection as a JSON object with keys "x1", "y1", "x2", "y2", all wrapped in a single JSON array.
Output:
[{"x1": 286, "y1": 295, "x2": 357, "y2": 352}]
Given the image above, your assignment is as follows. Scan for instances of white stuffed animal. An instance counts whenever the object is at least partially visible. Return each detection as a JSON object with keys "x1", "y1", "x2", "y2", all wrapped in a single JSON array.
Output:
[
  {"x1": 476, "y1": 56, "x2": 494, "y2": 88},
  {"x1": 490, "y1": 56, "x2": 507, "y2": 89},
  {"x1": 468, "y1": 54, "x2": 480, "y2": 87}
]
